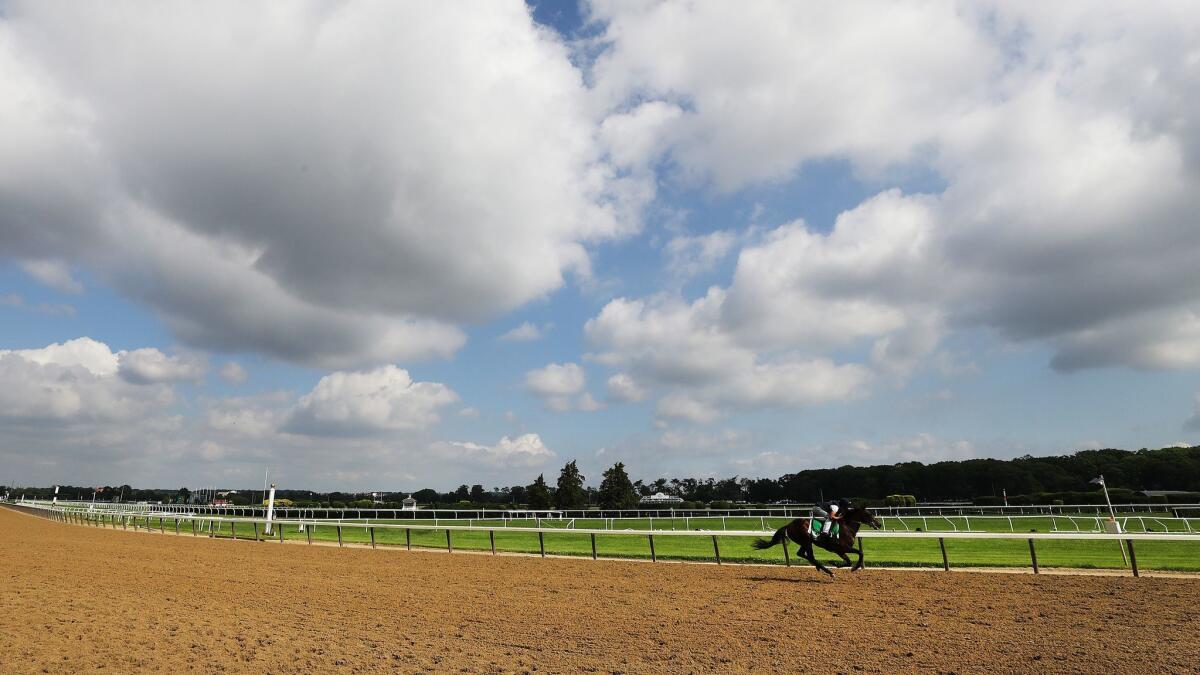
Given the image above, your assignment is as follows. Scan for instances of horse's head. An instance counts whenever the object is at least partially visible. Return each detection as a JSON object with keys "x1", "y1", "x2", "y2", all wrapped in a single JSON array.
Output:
[{"x1": 846, "y1": 505, "x2": 883, "y2": 530}]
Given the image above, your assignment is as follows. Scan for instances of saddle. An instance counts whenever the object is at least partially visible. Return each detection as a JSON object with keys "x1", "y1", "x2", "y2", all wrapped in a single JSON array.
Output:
[{"x1": 810, "y1": 516, "x2": 840, "y2": 540}]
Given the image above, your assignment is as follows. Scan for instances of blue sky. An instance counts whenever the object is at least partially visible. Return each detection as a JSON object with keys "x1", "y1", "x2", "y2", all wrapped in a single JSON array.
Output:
[{"x1": 2, "y1": 1, "x2": 1199, "y2": 490}]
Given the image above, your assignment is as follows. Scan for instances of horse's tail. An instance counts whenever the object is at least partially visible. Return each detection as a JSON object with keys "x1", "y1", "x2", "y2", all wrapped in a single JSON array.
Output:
[{"x1": 751, "y1": 525, "x2": 787, "y2": 550}]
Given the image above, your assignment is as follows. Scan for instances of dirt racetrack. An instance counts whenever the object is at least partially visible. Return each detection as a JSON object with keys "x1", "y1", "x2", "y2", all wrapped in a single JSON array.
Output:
[{"x1": 2, "y1": 507, "x2": 1198, "y2": 674}]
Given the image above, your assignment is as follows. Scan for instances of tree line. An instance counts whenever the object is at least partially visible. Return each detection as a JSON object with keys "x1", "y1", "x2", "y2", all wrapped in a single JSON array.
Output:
[{"x1": 5, "y1": 445, "x2": 1198, "y2": 509}]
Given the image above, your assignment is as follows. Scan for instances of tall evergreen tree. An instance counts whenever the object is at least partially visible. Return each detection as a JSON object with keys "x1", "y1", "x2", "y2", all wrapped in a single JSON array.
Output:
[
  {"x1": 554, "y1": 460, "x2": 587, "y2": 509},
  {"x1": 597, "y1": 462, "x2": 638, "y2": 509},
  {"x1": 526, "y1": 474, "x2": 552, "y2": 508}
]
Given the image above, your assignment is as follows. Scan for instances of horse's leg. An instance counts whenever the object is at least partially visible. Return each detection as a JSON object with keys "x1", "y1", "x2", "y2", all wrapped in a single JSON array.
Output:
[
  {"x1": 851, "y1": 546, "x2": 864, "y2": 572},
  {"x1": 836, "y1": 550, "x2": 853, "y2": 568},
  {"x1": 802, "y1": 541, "x2": 834, "y2": 578}
]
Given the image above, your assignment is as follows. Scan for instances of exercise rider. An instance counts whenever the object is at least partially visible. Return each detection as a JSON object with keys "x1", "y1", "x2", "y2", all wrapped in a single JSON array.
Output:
[{"x1": 813, "y1": 498, "x2": 850, "y2": 542}]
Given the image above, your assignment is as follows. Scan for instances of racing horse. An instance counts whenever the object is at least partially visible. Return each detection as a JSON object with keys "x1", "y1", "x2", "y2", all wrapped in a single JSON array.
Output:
[{"x1": 751, "y1": 504, "x2": 882, "y2": 577}]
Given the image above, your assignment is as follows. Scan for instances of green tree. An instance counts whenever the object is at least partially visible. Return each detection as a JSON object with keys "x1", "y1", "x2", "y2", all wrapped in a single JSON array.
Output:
[
  {"x1": 470, "y1": 484, "x2": 486, "y2": 502},
  {"x1": 454, "y1": 484, "x2": 470, "y2": 501},
  {"x1": 526, "y1": 474, "x2": 552, "y2": 508},
  {"x1": 554, "y1": 461, "x2": 587, "y2": 509},
  {"x1": 598, "y1": 462, "x2": 638, "y2": 509},
  {"x1": 412, "y1": 488, "x2": 439, "y2": 504}
]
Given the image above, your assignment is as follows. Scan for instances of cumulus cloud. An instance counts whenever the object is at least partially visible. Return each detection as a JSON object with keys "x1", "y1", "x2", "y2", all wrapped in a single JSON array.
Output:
[
  {"x1": 664, "y1": 230, "x2": 737, "y2": 281},
  {"x1": 585, "y1": 290, "x2": 873, "y2": 420},
  {"x1": 500, "y1": 322, "x2": 551, "y2": 342},
  {"x1": 284, "y1": 365, "x2": 458, "y2": 436},
  {"x1": 118, "y1": 348, "x2": 206, "y2": 384},
  {"x1": 655, "y1": 395, "x2": 721, "y2": 424},
  {"x1": 0, "y1": 2, "x2": 644, "y2": 367},
  {"x1": 434, "y1": 433, "x2": 556, "y2": 469},
  {"x1": 524, "y1": 362, "x2": 600, "y2": 412},
  {"x1": 0, "y1": 337, "x2": 174, "y2": 423},
  {"x1": 586, "y1": 1, "x2": 1200, "y2": 375},
  {"x1": 606, "y1": 373, "x2": 645, "y2": 403},
  {"x1": 218, "y1": 361, "x2": 248, "y2": 384}
]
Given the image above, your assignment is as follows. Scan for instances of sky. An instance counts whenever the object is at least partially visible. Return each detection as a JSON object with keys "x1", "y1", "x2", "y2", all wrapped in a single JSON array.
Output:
[{"x1": 2, "y1": 0, "x2": 1200, "y2": 491}]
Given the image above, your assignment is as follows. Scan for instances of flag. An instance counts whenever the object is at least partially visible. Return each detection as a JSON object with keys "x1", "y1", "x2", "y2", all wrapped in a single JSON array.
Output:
[{"x1": 1089, "y1": 476, "x2": 1105, "y2": 486}]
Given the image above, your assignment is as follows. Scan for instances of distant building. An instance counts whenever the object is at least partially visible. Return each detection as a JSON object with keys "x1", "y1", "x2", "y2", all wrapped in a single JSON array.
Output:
[
  {"x1": 639, "y1": 492, "x2": 683, "y2": 505},
  {"x1": 402, "y1": 494, "x2": 418, "y2": 510}
]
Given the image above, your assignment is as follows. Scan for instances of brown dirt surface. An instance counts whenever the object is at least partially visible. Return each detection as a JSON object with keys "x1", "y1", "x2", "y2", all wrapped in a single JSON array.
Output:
[{"x1": 2, "y1": 507, "x2": 1199, "y2": 674}]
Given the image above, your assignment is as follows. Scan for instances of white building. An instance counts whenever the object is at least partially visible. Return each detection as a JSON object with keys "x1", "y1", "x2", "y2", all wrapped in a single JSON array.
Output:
[{"x1": 639, "y1": 492, "x2": 683, "y2": 505}]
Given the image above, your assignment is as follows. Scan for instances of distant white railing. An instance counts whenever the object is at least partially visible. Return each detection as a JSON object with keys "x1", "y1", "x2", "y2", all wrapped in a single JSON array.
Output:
[{"x1": 7, "y1": 500, "x2": 1200, "y2": 577}]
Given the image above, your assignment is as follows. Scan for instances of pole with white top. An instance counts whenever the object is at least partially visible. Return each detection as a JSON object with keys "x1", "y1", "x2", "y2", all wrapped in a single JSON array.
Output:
[{"x1": 264, "y1": 483, "x2": 277, "y2": 535}]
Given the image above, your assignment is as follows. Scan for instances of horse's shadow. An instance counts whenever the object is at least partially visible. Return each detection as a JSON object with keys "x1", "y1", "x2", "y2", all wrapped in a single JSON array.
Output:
[{"x1": 746, "y1": 575, "x2": 826, "y2": 584}]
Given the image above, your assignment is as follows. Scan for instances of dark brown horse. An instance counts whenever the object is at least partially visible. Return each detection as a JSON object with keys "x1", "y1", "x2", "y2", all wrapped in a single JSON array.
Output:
[{"x1": 752, "y1": 505, "x2": 882, "y2": 577}]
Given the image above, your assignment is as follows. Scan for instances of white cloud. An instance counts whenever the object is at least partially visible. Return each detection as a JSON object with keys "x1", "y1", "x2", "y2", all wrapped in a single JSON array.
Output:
[
  {"x1": 20, "y1": 259, "x2": 82, "y2": 294},
  {"x1": 664, "y1": 230, "x2": 737, "y2": 281},
  {"x1": 500, "y1": 321, "x2": 550, "y2": 342},
  {"x1": 457, "y1": 406, "x2": 480, "y2": 418},
  {"x1": 0, "y1": 337, "x2": 173, "y2": 423},
  {"x1": 523, "y1": 362, "x2": 605, "y2": 413},
  {"x1": 586, "y1": 291, "x2": 873, "y2": 419},
  {"x1": 285, "y1": 365, "x2": 458, "y2": 436},
  {"x1": 576, "y1": 392, "x2": 605, "y2": 412},
  {"x1": 525, "y1": 362, "x2": 587, "y2": 396},
  {"x1": 606, "y1": 373, "x2": 645, "y2": 403},
  {"x1": 118, "y1": 348, "x2": 206, "y2": 384},
  {"x1": 655, "y1": 394, "x2": 721, "y2": 424},
  {"x1": 205, "y1": 393, "x2": 287, "y2": 439},
  {"x1": 218, "y1": 361, "x2": 248, "y2": 384},
  {"x1": 0, "y1": 2, "x2": 644, "y2": 367},
  {"x1": 586, "y1": 2, "x2": 1200, "y2": 374},
  {"x1": 434, "y1": 433, "x2": 556, "y2": 468}
]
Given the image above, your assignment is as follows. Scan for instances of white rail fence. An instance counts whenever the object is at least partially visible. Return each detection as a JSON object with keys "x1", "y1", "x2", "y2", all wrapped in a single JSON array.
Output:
[
  {"x1": 15, "y1": 499, "x2": 1200, "y2": 535},
  {"x1": 7, "y1": 501, "x2": 1199, "y2": 578},
  {"x1": 27, "y1": 499, "x2": 1200, "y2": 520}
]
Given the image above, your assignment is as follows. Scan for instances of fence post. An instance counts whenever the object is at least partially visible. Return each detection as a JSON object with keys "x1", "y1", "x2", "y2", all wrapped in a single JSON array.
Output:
[
  {"x1": 538, "y1": 531, "x2": 545, "y2": 557},
  {"x1": 591, "y1": 533, "x2": 597, "y2": 560},
  {"x1": 1126, "y1": 540, "x2": 1139, "y2": 577},
  {"x1": 306, "y1": 525, "x2": 313, "y2": 545},
  {"x1": 406, "y1": 528, "x2": 411, "y2": 551},
  {"x1": 490, "y1": 530, "x2": 496, "y2": 555},
  {"x1": 939, "y1": 537, "x2": 949, "y2": 571},
  {"x1": 649, "y1": 534, "x2": 656, "y2": 562},
  {"x1": 369, "y1": 527, "x2": 376, "y2": 549},
  {"x1": 231, "y1": 522, "x2": 238, "y2": 540},
  {"x1": 175, "y1": 518, "x2": 180, "y2": 535},
  {"x1": 446, "y1": 529, "x2": 452, "y2": 553},
  {"x1": 712, "y1": 535, "x2": 721, "y2": 565},
  {"x1": 279, "y1": 524, "x2": 285, "y2": 543},
  {"x1": 337, "y1": 525, "x2": 343, "y2": 547},
  {"x1": 1028, "y1": 538, "x2": 1039, "y2": 574}
]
